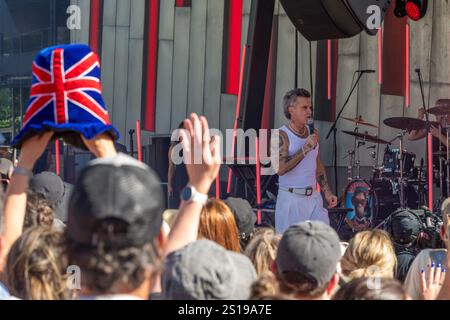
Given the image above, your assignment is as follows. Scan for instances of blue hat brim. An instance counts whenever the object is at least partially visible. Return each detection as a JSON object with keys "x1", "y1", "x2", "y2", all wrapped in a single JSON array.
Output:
[{"x1": 12, "y1": 122, "x2": 120, "y2": 150}]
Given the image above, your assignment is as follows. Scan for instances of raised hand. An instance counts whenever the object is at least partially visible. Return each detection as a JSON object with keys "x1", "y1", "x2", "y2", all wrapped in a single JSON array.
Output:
[
  {"x1": 179, "y1": 113, "x2": 221, "y2": 194},
  {"x1": 421, "y1": 263, "x2": 445, "y2": 300},
  {"x1": 81, "y1": 133, "x2": 117, "y2": 158},
  {"x1": 305, "y1": 134, "x2": 318, "y2": 151},
  {"x1": 17, "y1": 131, "x2": 54, "y2": 170}
]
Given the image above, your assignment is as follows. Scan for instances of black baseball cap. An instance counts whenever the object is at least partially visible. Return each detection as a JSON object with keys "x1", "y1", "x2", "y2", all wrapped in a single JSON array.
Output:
[
  {"x1": 67, "y1": 154, "x2": 164, "y2": 248},
  {"x1": 223, "y1": 197, "x2": 256, "y2": 238},
  {"x1": 29, "y1": 171, "x2": 72, "y2": 222},
  {"x1": 389, "y1": 209, "x2": 422, "y2": 244},
  {"x1": 276, "y1": 221, "x2": 341, "y2": 288}
]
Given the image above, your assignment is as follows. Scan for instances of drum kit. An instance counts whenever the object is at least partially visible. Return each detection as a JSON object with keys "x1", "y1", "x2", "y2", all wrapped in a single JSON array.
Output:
[{"x1": 330, "y1": 99, "x2": 450, "y2": 237}]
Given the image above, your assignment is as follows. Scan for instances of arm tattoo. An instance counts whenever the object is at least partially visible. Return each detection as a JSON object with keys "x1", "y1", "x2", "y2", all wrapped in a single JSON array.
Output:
[
  {"x1": 316, "y1": 157, "x2": 330, "y2": 193},
  {"x1": 277, "y1": 131, "x2": 310, "y2": 176}
]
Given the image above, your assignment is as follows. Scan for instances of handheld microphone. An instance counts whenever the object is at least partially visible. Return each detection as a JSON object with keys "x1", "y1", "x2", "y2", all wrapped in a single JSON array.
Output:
[
  {"x1": 307, "y1": 118, "x2": 314, "y2": 135},
  {"x1": 307, "y1": 118, "x2": 316, "y2": 150},
  {"x1": 356, "y1": 69, "x2": 376, "y2": 73},
  {"x1": 415, "y1": 68, "x2": 421, "y2": 73}
]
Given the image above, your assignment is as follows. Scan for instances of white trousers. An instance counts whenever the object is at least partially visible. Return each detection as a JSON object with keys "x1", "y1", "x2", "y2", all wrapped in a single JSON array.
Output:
[{"x1": 275, "y1": 188, "x2": 329, "y2": 234}]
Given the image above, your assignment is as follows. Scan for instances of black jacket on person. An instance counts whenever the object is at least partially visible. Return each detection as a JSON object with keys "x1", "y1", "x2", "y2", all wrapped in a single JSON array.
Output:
[{"x1": 394, "y1": 243, "x2": 417, "y2": 283}]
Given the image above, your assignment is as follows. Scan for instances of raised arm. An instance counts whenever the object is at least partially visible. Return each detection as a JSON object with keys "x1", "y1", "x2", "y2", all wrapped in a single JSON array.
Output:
[
  {"x1": 164, "y1": 114, "x2": 221, "y2": 256},
  {"x1": 315, "y1": 130, "x2": 338, "y2": 208},
  {"x1": 2, "y1": 132, "x2": 53, "y2": 263},
  {"x1": 277, "y1": 130, "x2": 317, "y2": 176}
]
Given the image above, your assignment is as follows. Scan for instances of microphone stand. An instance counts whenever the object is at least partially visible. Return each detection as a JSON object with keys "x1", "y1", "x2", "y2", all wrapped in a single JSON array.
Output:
[
  {"x1": 416, "y1": 69, "x2": 432, "y2": 208},
  {"x1": 326, "y1": 71, "x2": 366, "y2": 194}
]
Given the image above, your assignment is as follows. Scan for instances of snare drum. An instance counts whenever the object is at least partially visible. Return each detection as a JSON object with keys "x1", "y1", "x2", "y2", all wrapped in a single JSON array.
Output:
[{"x1": 382, "y1": 148, "x2": 416, "y2": 178}]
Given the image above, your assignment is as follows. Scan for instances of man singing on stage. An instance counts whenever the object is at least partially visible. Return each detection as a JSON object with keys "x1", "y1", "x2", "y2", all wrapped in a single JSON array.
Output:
[{"x1": 274, "y1": 88, "x2": 338, "y2": 234}]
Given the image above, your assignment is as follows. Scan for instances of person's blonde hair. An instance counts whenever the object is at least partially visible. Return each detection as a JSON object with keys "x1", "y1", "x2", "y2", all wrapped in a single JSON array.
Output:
[
  {"x1": 249, "y1": 271, "x2": 280, "y2": 299},
  {"x1": 162, "y1": 209, "x2": 179, "y2": 228},
  {"x1": 340, "y1": 230, "x2": 397, "y2": 279},
  {"x1": 198, "y1": 199, "x2": 241, "y2": 252},
  {"x1": 6, "y1": 227, "x2": 70, "y2": 300},
  {"x1": 244, "y1": 228, "x2": 281, "y2": 275}
]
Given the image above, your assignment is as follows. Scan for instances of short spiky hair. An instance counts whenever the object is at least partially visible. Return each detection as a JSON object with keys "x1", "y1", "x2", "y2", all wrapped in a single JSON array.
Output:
[{"x1": 283, "y1": 88, "x2": 311, "y2": 120}]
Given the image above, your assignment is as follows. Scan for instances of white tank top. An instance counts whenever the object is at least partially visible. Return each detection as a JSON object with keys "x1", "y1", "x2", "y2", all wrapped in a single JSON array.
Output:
[{"x1": 278, "y1": 125, "x2": 318, "y2": 188}]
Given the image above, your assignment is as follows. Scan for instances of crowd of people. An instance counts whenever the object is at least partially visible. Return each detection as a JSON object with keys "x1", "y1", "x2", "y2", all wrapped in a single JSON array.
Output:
[
  {"x1": 0, "y1": 112, "x2": 447, "y2": 300},
  {"x1": 0, "y1": 43, "x2": 447, "y2": 301}
]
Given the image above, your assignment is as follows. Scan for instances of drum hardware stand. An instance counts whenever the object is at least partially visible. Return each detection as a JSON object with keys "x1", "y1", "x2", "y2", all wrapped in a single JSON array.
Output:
[
  {"x1": 416, "y1": 68, "x2": 432, "y2": 207},
  {"x1": 344, "y1": 150, "x2": 355, "y2": 181},
  {"x1": 326, "y1": 70, "x2": 367, "y2": 196},
  {"x1": 391, "y1": 130, "x2": 408, "y2": 209},
  {"x1": 355, "y1": 139, "x2": 365, "y2": 179},
  {"x1": 418, "y1": 158, "x2": 424, "y2": 207}
]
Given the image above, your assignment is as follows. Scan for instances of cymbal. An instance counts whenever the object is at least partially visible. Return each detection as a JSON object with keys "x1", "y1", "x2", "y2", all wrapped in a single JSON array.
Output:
[
  {"x1": 428, "y1": 99, "x2": 450, "y2": 115},
  {"x1": 342, "y1": 116, "x2": 378, "y2": 128},
  {"x1": 383, "y1": 117, "x2": 429, "y2": 130},
  {"x1": 342, "y1": 130, "x2": 389, "y2": 144}
]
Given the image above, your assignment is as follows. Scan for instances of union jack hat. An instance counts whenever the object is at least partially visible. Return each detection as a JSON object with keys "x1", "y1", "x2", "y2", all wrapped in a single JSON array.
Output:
[{"x1": 12, "y1": 44, "x2": 119, "y2": 149}]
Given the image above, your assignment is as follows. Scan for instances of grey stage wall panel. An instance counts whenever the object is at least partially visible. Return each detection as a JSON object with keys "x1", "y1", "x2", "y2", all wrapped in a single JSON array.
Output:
[
  {"x1": 103, "y1": 0, "x2": 117, "y2": 26},
  {"x1": 187, "y1": 0, "x2": 207, "y2": 116},
  {"x1": 429, "y1": 0, "x2": 449, "y2": 85},
  {"x1": 130, "y1": 0, "x2": 146, "y2": 39},
  {"x1": 378, "y1": 95, "x2": 406, "y2": 147},
  {"x1": 357, "y1": 32, "x2": 381, "y2": 167},
  {"x1": 126, "y1": 39, "x2": 144, "y2": 151},
  {"x1": 428, "y1": 0, "x2": 450, "y2": 116},
  {"x1": 171, "y1": 7, "x2": 191, "y2": 131},
  {"x1": 159, "y1": 0, "x2": 175, "y2": 41},
  {"x1": 112, "y1": 26, "x2": 130, "y2": 145},
  {"x1": 273, "y1": 14, "x2": 295, "y2": 129},
  {"x1": 409, "y1": 4, "x2": 434, "y2": 86},
  {"x1": 100, "y1": 25, "x2": 116, "y2": 121},
  {"x1": 70, "y1": 0, "x2": 90, "y2": 44},
  {"x1": 220, "y1": 93, "x2": 237, "y2": 134},
  {"x1": 334, "y1": 35, "x2": 361, "y2": 167},
  {"x1": 115, "y1": 0, "x2": 130, "y2": 27},
  {"x1": 155, "y1": 40, "x2": 174, "y2": 134},
  {"x1": 203, "y1": 0, "x2": 225, "y2": 131},
  {"x1": 297, "y1": 34, "x2": 317, "y2": 94},
  {"x1": 404, "y1": 4, "x2": 434, "y2": 164}
]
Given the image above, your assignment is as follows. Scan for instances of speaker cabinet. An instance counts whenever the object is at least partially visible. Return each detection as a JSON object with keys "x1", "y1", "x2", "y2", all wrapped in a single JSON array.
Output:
[{"x1": 280, "y1": 0, "x2": 392, "y2": 41}]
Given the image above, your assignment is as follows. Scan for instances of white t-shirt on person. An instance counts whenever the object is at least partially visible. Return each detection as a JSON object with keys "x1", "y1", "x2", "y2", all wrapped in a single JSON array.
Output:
[{"x1": 278, "y1": 125, "x2": 318, "y2": 189}]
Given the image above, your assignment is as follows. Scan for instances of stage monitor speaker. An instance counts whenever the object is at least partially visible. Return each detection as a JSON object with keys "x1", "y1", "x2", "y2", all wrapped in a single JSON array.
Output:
[{"x1": 279, "y1": 0, "x2": 392, "y2": 41}]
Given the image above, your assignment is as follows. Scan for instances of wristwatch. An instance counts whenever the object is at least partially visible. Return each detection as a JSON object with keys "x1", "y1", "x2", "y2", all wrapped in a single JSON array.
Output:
[
  {"x1": 180, "y1": 185, "x2": 208, "y2": 205},
  {"x1": 13, "y1": 167, "x2": 33, "y2": 179}
]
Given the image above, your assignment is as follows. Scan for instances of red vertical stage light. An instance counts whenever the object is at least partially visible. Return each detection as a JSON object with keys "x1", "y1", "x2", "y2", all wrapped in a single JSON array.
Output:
[
  {"x1": 378, "y1": 27, "x2": 383, "y2": 84},
  {"x1": 144, "y1": 0, "x2": 159, "y2": 131},
  {"x1": 227, "y1": 46, "x2": 247, "y2": 194},
  {"x1": 136, "y1": 120, "x2": 142, "y2": 162},
  {"x1": 89, "y1": 0, "x2": 101, "y2": 54},
  {"x1": 224, "y1": 0, "x2": 243, "y2": 94},
  {"x1": 216, "y1": 176, "x2": 220, "y2": 199},
  {"x1": 175, "y1": 0, "x2": 191, "y2": 7},
  {"x1": 255, "y1": 137, "x2": 261, "y2": 224},
  {"x1": 55, "y1": 139, "x2": 60, "y2": 176},
  {"x1": 405, "y1": 22, "x2": 410, "y2": 108},
  {"x1": 327, "y1": 39, "x2": 331, "y2": 100},
  {"x1": 428, "y1": 134, "x2": 433, "y2": 208}
]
